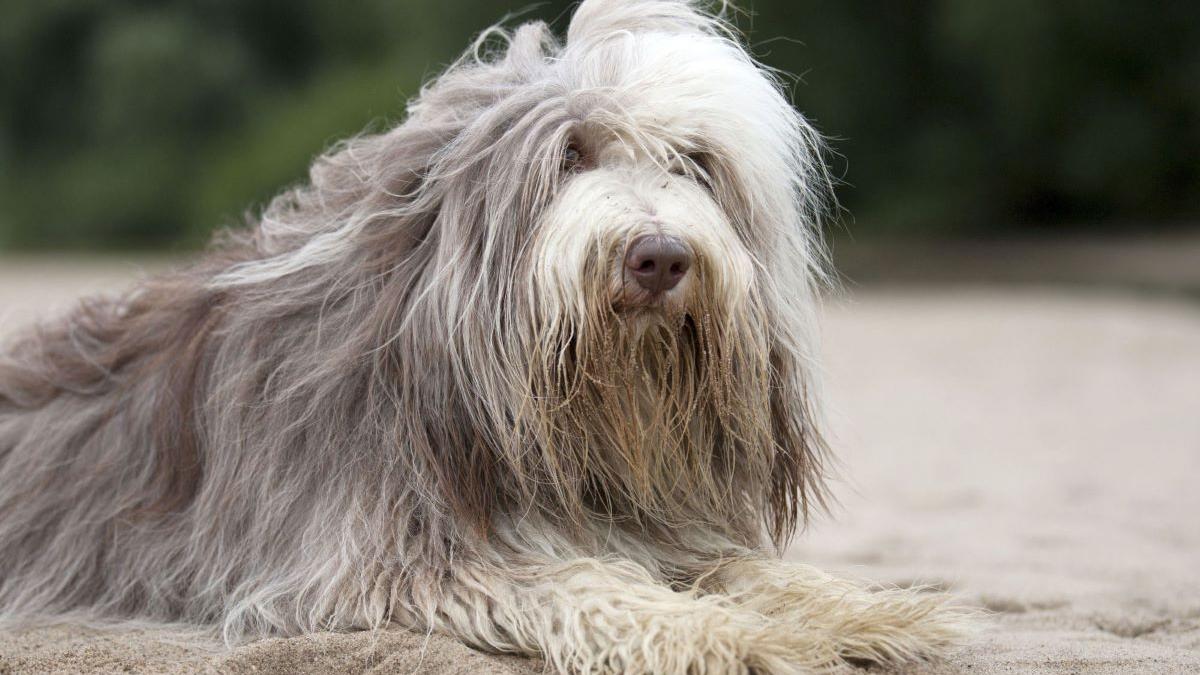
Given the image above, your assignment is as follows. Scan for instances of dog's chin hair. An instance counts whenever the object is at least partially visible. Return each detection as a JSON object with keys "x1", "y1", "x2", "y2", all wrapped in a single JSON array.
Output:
[{"x1": 515, "y1": 277, "x2": 774, "y2": 545}]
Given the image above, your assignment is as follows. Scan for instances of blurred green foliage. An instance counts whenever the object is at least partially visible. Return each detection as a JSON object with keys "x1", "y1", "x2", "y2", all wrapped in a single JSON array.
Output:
[{"x1": 1, "y1": 0, "x2": 1197, "y2": 249}]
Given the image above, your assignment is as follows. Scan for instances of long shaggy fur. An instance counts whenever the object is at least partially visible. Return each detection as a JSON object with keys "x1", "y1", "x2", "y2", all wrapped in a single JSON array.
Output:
[{"x1": 0, "y1": 1, "x2": 971, "y2": 671}]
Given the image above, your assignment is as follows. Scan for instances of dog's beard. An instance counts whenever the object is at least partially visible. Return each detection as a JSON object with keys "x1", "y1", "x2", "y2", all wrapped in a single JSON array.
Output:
[{"x1": 518, "y1": 271, "x2": 776, "y2": 542}]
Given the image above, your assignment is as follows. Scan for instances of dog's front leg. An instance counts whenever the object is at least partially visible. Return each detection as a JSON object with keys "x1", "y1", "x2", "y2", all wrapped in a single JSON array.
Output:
[
  {"x1": 708, "y1": 556, "x2": 974, "y2": 668},
  {"x1": 419, "y1": 556, "x2": 846, "y2": 674}
]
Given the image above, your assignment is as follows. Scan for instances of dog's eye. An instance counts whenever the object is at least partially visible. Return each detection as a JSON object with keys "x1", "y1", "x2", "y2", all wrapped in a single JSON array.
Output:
[
  {"x1": 692, "y1": 155, "x2": 712, "y2": 183},
  {"x1": 671, "y1": 152, "x2": 715, "y2": 192},
  {"x1": 670, "y1": 152, "x2": 701, "y2": 175},
  {"x1": 562, "y1": 145, "x2": 583, "y2": 172}
]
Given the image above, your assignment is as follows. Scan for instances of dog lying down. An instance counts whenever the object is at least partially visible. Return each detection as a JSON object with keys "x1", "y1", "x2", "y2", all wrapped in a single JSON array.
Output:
[{"x1": 0, "y1": 1, "x2": 971, "y2": 672}]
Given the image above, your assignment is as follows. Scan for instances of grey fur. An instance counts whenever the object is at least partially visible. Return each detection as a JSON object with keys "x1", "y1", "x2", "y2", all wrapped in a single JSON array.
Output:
[{"x1": 0, "y1": 2, "x2": 970, "y2": 671}]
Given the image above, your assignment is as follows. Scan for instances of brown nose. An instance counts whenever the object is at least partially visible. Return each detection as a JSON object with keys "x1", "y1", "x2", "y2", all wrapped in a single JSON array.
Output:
[{"x1": 624, "y1": 235, "x2": 692, "y2": 293}]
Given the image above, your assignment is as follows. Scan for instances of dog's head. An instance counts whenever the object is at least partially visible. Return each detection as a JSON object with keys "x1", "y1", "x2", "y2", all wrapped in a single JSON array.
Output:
[{"x1": 218, "y1": 0, "x2": 831, "y2": 548}]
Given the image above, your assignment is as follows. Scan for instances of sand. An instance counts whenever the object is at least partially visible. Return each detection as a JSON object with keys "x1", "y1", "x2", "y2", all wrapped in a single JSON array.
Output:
[{"x1": 1, "y1": 259, "x2": 1197, "y2": 674}]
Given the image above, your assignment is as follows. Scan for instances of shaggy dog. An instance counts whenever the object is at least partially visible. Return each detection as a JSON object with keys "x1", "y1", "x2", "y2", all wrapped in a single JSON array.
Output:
[{"x1": 0, "y1": 0, "x2": 968, "y2": 671}]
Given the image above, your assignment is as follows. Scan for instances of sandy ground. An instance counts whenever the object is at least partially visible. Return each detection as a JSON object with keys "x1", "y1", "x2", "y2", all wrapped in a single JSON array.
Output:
[{"x1": 0, "y1": 259, "x2": 1197, "y2": 674}]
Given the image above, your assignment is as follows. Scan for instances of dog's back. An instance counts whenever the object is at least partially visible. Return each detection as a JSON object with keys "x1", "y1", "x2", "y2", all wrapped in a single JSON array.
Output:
[
  {"x1": 0, "y1": 230, "x2": 461, "y2": 639},
  {"x1": 0, "y1": 274, "x2": 220, "y2": 622}
]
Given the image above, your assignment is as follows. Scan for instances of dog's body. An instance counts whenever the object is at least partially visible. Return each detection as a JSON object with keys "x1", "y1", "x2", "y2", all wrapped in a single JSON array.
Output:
[{"x1": 0, "y1": 1, "x2": 967, "y2": 671}]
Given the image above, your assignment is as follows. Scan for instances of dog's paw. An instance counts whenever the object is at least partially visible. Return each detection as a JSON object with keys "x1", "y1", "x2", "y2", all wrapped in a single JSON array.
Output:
[
  {"x1": 822, "y1": 587, "x2": 979, "y2": 668},
  {"x1": 586, "y1": 610, "x2": 844, "y2": 674},
  {"x1": 717, "y1": 560, "x2": 977, "y2": 670}
]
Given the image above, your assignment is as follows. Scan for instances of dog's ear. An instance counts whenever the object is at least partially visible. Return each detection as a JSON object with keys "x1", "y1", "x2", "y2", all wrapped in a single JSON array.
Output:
[
  {"x1": 567, "y1": 0, "x2": 721, "y2": 46},
  {"x1": 765, "y1": 335, "x2": 831, "y2": 548}
]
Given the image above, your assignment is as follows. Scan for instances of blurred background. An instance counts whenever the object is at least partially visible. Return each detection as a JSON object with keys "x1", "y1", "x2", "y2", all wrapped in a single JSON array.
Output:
[
  {"x1": 2, "y1": 0, "x2": 1198, "y2": 264},
  {"x1": 1, "y1": 4, "x2": 1199, "y2": 671}
]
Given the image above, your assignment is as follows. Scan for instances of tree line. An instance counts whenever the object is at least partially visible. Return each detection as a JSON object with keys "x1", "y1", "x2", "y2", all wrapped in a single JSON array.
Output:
[{"x1": 2, "y1": 0, "x2": 1196, "y2": 249}]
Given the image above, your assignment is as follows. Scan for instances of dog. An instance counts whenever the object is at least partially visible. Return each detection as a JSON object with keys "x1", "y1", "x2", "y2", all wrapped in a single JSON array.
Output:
[{"x1": 0, "y1": 1, "x2": 969, "y2": 671}]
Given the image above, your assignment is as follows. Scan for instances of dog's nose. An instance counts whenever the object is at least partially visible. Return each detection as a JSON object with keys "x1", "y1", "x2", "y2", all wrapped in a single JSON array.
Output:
[{"x1": 624, "y1": 235, "x2": 692, "y2": 293}]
